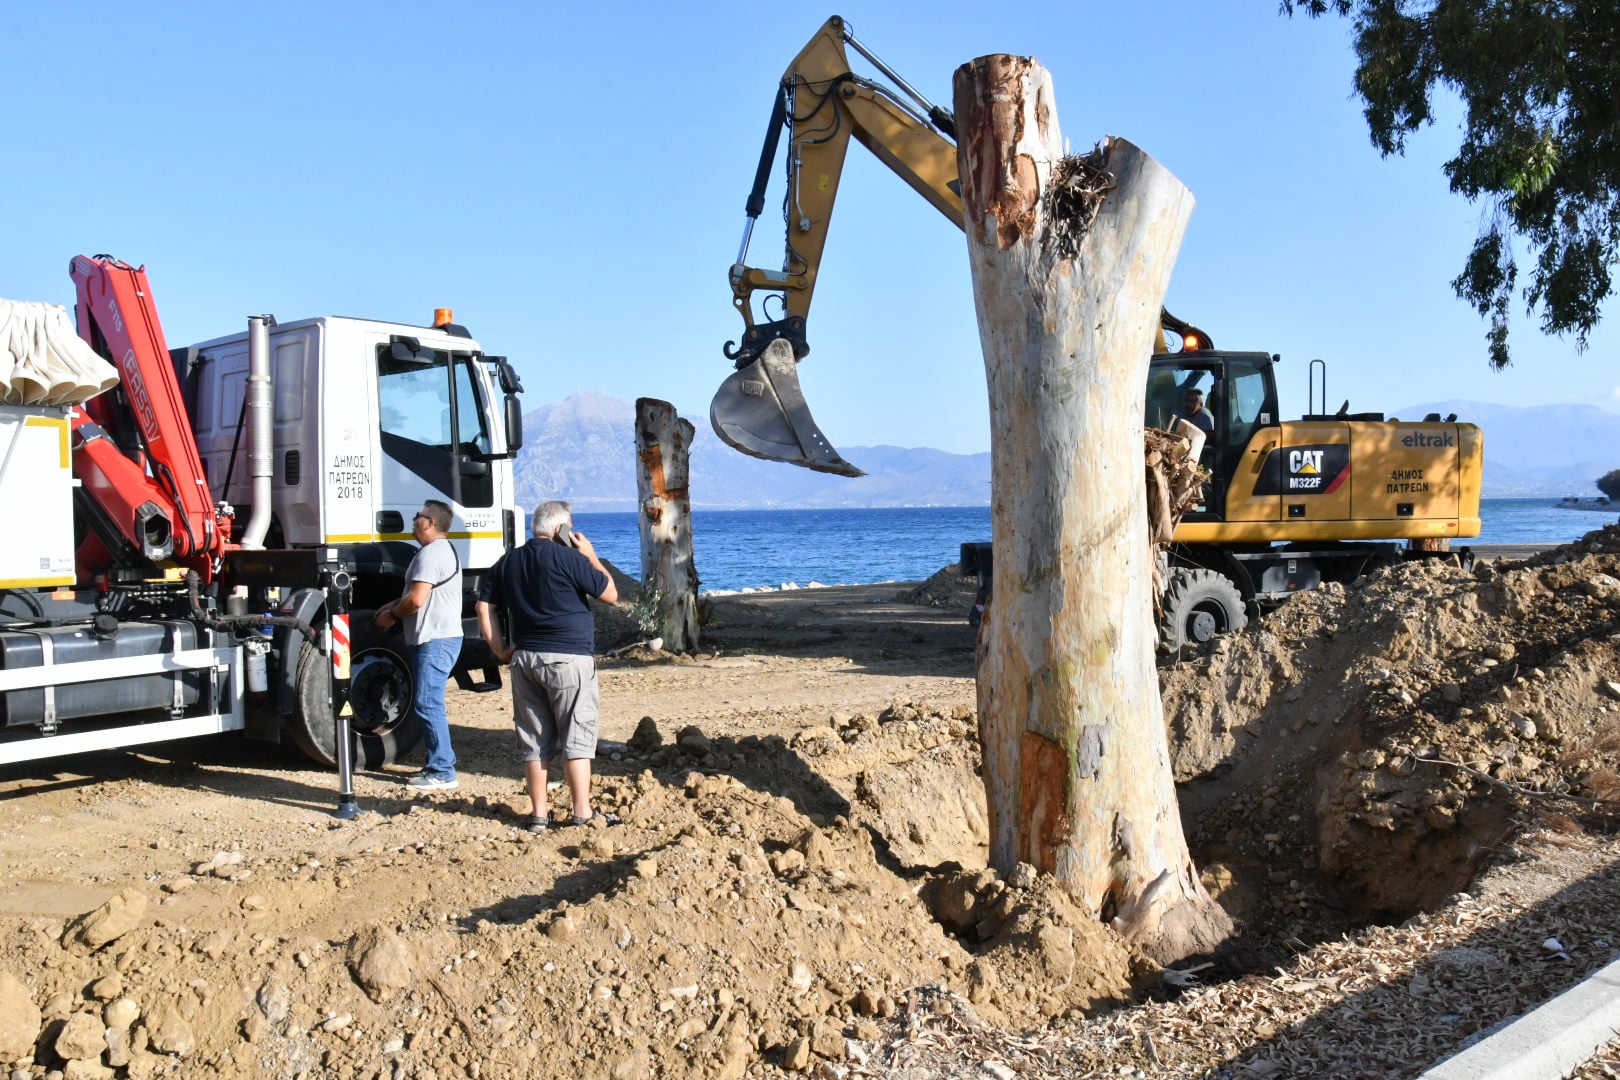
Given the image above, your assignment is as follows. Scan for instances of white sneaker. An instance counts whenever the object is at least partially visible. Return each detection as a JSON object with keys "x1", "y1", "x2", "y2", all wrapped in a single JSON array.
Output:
[{"x1": 406, "y1": 773, "x2": 459, "y2": 792}]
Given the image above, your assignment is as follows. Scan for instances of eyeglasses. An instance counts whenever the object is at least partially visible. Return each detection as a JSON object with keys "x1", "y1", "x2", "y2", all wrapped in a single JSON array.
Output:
[{"x1": 413, "y1": 513, "x2": 431, "y2": 523}]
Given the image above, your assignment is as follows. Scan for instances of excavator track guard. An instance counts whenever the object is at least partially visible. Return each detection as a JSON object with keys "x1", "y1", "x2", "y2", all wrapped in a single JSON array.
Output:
[{"x1": 710, "y1": 338, "x2": 865, "y2": 477}]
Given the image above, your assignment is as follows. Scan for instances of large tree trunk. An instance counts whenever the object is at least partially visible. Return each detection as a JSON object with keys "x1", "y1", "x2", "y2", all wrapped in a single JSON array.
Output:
[
  {"x1": 954, "y1": 55, "x2": 1231, "y2": 962},
  {"x1": 634, "y1": 398, "x2": 700, "y2": 652}
]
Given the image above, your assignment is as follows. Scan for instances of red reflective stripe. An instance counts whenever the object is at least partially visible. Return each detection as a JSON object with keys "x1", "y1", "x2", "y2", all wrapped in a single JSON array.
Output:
[{"x1": 331, "y1": 614, "x2": 351, "y2": 680}]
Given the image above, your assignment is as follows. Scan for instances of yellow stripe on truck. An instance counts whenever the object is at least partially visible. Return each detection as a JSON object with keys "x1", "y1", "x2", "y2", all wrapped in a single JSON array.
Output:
[
  {"x1": 0, "y1": 575, "x2": 77, "y2": 589},
  {"x1": 23, "y1": 414, "x2": 70, "y2": 469},
  {"x1": 325, "y1": 531, "x2": 504, "y2": 543}
]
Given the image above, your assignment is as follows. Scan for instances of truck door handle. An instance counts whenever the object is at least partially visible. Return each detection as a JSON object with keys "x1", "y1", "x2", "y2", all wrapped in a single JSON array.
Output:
[{"x1": 1251, "y1": 440, "x2": 1277, "y2": 474}]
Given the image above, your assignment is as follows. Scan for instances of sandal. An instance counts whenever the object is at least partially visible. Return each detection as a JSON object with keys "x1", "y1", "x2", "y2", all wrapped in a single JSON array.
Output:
[
  {"x1": 565, "y1": 811, "x2": 622, "y2": 827},
  {"x1": 524, "y1": 815, "x2": 549, "y2": 834}
]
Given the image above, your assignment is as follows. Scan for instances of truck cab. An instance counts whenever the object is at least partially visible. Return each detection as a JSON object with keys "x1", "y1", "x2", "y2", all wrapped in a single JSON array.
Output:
[{"x1": 176, "y1": 315, "x2": 525, "y2": 762}]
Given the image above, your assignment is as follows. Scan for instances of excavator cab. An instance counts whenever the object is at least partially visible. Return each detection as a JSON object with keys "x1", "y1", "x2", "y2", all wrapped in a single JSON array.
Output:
[{"x1": 1150, "y1": 350, "x2": 1278, "y2": 522}]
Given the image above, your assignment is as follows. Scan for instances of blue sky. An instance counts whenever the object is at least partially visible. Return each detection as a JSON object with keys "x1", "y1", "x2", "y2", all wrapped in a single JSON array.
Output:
[{"x1": 5, "y1": 1, "x2": 1613, "y2": 456}]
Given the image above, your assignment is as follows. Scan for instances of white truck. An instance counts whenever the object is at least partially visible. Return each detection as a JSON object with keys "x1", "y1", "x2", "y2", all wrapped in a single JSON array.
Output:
[{"x1": 0, "y1": 256, "x2": 524, "y2": 769}]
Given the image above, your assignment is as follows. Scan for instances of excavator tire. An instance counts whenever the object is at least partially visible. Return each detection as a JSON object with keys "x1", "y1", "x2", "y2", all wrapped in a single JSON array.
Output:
[
  {"x1": 285, "y1": 618, "x2": 422, "y2": 769},
  {"x1": 1159, "y1": 568, "x2": 1247, "y2": 653}
]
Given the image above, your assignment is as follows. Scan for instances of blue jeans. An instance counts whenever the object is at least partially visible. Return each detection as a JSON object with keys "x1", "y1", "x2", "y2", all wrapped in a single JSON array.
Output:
[{"x1": 412, "y1": 637, "x2": 460, "y2": 778}]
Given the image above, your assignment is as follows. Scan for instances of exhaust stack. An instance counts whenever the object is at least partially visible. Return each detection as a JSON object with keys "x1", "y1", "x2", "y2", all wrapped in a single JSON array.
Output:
[{"x1": 239, "y1": 315, "x2": 275, "y2": 550}]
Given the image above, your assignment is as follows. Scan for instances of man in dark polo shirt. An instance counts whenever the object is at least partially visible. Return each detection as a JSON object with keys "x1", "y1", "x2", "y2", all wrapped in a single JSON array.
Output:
[{"x1": 476, "y1": 500, "x2": 618, "y2": 833}]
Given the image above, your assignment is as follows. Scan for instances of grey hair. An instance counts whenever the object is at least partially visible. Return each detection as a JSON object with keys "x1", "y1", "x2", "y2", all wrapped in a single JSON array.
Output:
[
  {"x1": 531, "y1": 500, "x2": 573, "y2": 538},
  {"x1": 420, "y1": 499, "x2": 453, "y2": 533}
]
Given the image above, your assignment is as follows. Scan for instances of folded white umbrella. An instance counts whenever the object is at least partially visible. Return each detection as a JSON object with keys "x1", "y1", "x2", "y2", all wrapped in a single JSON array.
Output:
[{"x1": 0, "y1": 298, "x2": 120, "y2": 406}]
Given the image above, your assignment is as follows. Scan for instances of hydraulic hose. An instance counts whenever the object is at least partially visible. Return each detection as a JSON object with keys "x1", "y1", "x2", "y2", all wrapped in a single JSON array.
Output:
[{"x1": 184, "y1": 572, "x2": 322, "y2": 651}]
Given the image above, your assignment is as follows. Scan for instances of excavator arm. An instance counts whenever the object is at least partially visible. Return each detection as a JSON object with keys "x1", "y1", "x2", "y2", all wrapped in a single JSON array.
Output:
[
  {"x1": 69, "y1": 255, "x2": 228, "y2": 580},
  {"x1": 724, "y1": 16, "x2": 963, "y2": 362},
  {"x1": 714, "y1": 16, "x2": 1210, "y2": 477},
  {"x1": 716, "y1": 16, "x2": 960, "y2": 477}
]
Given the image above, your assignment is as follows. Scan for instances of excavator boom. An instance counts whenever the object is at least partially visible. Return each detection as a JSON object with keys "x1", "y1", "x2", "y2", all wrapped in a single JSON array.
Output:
[
  {"x1": 715, "y1": 16, "x2": 970, "y2": 477},
  {"x1": 714, "y1": 16, "x2": 1206, "y2": 477}
]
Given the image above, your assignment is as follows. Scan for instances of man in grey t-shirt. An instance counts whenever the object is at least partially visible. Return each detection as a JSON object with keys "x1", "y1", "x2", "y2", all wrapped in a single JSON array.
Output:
[{"x1": 376, "y1": 499, "x2": 463, "y2": 791}]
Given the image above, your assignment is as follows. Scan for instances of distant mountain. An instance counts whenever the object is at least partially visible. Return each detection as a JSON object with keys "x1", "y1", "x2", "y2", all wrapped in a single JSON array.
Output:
[
  {"x1": 1396, "y1": 400, "x2": 1620, "y2": 497},
  {"x1": 512, "y1": 392, "x2": 640, "y2": 510},
  {"x1": 512, "y1": 393, "x2": 1619, "y2": 510},
  {"x1": 513, "y1": 393, "x2": 991, "y2": 511}
]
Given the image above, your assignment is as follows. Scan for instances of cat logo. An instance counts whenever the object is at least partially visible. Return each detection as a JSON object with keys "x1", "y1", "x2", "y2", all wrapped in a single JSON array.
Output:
[
  {"x1": 1255, "y1": 443, "x2": 1351, "y2": 496},
  {"x1": 1289, "y1": 449, "x2": 1325, "y2": 475}
]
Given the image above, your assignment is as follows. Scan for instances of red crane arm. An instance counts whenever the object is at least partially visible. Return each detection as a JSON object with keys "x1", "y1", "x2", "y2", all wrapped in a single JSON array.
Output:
[{"x1": 68, "y1": 255, "x2": 225, "y2": 577}]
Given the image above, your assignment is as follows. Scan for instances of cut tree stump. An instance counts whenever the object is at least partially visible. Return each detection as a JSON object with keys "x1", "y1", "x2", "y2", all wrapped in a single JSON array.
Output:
[
  {"x1": 634, "y1": 397, "x2": 700, "y2": 653},
  {"x1": 955, "y1": 53, "x2": 1231, "y2": 962}
]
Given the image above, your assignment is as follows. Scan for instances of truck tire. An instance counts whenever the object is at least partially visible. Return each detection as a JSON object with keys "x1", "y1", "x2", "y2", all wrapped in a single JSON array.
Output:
[
  {"x1": 286, "y1": 625, "x2": 422, "y2": 769},
  {"x1": 1159, "y1": 568, "x2": 1247, "y2": 652}
]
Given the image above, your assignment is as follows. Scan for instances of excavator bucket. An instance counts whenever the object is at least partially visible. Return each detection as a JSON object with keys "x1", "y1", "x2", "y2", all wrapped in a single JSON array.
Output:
[{"x1": 709, "y1": 338, "x2": 864, "y2": 477}]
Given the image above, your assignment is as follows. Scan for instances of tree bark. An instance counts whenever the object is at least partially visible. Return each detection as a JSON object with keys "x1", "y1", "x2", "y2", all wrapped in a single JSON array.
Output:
[
  {"x1": 634, "y1": 398, "x2": 700, "y2": 652},
  {"x1": 954, "y1": 54, "x2": 1231, "y2": 962}
]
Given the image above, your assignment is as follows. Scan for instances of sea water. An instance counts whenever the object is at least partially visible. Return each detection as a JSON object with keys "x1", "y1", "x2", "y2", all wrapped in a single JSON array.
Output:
[
  {"x1": 560, "y1": 499, "x2": 1615, "y2": 595},
  {"x1": 569, "y1": 507, "x2": 989, "y2": 594}
]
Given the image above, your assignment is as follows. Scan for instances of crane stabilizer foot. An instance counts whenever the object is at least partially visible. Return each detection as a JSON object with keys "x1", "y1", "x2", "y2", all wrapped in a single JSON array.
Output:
[{"x1": 709, "y1": 338, "x2": 865, "y2": 477}]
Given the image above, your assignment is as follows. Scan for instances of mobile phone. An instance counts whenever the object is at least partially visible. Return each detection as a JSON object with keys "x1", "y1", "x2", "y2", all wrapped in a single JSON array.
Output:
[{"x1": 555, "y1": 524, "x2": 574, "y2": 547}]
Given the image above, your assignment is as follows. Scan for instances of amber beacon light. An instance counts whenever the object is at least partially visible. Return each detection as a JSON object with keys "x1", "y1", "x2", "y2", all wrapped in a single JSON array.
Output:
[{"x1": 433, "y1": 307, "x2": 454, "y2": 327}]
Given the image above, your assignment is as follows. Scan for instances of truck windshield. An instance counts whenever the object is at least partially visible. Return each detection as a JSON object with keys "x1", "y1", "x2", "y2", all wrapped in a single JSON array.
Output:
[{"x1": 377, "y1": 349, "x2": 494, "y2": 507}]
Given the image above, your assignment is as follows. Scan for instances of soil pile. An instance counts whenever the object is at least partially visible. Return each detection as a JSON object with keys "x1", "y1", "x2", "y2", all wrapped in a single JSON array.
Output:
[
  {"x1": 892, "y1": 564, "x2": 979, "y2": 611},
  {"x1": 1166, "y1": 527, "x2": 1620, "y2": 936},
  {"x1": 0, "y1": 702, "x2": 1136, "y2": 1080}
]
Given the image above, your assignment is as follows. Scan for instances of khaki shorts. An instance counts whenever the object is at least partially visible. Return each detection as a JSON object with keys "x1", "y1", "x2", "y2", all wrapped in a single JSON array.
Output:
[{"x1": 510, "y1": 651, "x2": 600, "y2": 763}]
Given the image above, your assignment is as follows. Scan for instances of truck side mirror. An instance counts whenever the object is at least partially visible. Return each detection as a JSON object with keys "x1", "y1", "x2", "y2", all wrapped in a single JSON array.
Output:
[
  {"x1": 504, "y1": 396, "x2": 523, "y2": 452},
  {"x1": 496, "y1": 360, "x2": 523, "y2": 395}
]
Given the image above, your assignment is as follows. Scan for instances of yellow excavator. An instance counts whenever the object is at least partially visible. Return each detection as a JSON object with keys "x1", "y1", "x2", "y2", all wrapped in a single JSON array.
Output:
[{"x1": 713, "y1": 16, "x2": 1483, "y2": 648}]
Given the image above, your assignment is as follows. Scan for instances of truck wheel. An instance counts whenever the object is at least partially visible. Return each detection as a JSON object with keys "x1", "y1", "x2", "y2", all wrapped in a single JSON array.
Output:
[
  {"x1": 1159, "y1": 568, "x2": 1247, "y2": 652},
  {"x1": 286, "y1": 626, "x2": 423, "y2": 769}
]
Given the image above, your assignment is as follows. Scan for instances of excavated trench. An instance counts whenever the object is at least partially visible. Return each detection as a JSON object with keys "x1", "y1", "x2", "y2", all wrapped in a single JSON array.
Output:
[{"x1": 856, "y1": 533, "x2": 1620, "y2": 989}]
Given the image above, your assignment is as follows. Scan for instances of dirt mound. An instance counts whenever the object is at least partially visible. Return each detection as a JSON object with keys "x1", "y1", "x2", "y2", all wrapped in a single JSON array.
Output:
[
  {"x1": 0, "y1": 685, "x2": 1145, "y2": 1079},
  {"x1": 590, "y1": 558, "x2": 648, "y2": 652},
  {"x1": 893, "y1": 563, "x2": 978, "y2": 611},
  {"x1": 1165, "y1": 525, "x2": 1620, "y2": 935}
]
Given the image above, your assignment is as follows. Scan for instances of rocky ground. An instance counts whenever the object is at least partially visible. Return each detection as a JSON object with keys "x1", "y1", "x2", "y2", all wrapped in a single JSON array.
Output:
[{"x1": 1, "y1": 532, "x2": 1618, "y2": 1079}]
